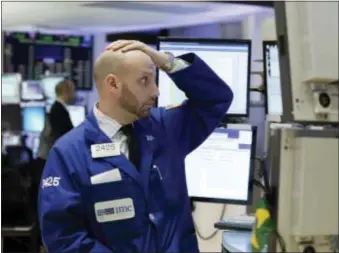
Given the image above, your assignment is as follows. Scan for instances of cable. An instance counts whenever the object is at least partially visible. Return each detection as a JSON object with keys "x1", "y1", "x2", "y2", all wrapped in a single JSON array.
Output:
[
  {"x1": 252, "y1": 178, "x2": 268, "y2": 193},
  {"x1": 273, "y1": 230, "x2": 287, "y2": 253},
  {"x1": 193, "y1": 204, "x2": 227, "y2": 241},
  {"x1": 252, "y1": 178, "x2": 286, "y2": 253}
]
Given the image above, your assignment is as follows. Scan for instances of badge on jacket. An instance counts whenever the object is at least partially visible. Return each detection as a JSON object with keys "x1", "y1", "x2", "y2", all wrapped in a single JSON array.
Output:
[
  {"x1": 91, "y1": 142, "x2": 120, "y2": 158},
  {"x1": 95, "y1": 198, "x2": 135, "y2": 223}
]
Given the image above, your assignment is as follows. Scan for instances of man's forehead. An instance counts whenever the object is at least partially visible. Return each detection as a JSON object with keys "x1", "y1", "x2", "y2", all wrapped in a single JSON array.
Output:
[
  {"x1": 124, "y1": 50, "x2": 154, "y2": 66},
  {"x1": 142, "y1": 64, "x2": 156, "y2": 74},
  {"x1": 125, "y1": 60, "x2": 155, "y2": 75}
]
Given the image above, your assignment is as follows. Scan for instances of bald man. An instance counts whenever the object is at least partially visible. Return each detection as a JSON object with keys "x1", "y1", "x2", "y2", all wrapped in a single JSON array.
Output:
[{"x1": 38, "y1": 40, "x2": 234, "y2": 253}]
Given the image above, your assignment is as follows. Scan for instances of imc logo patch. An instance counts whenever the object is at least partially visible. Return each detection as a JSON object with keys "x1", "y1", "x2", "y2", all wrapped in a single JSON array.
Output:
[
  {"x1": 96, "y1": 205, "x2": 133, "y2": 216},
  {"x1": 94, "y1": 198, "x2": 135, "y2": 223}
]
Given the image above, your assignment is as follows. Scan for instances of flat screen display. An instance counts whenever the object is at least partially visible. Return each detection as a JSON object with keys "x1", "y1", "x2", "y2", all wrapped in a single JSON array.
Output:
[
  {"x1": 1, "y1": 132, "x2": 21, "y2": 153},
  {"x1": 185, "y1": 124, "x2": 256, "y2": 204},
  {"x1": 1, "y1": 73, "x2": 21, "y2": 104},
  {"x1": 22, "y1": 106, "x2": 46, "y2": 133},
  {"x1": 21, "y1": 80, "x2": 44, "y2": 101},
  {"x1": 264, "y1": 41, "x2": 283, "y2": 116},
  {"x1": 157, "y1": 39, "x2": 251, "y2": 116}
]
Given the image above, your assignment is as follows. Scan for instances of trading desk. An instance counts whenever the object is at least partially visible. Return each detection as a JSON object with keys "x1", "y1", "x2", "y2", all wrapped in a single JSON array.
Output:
[{"x1": 222, "y1": 231, "x2": 256, "y2": 253}]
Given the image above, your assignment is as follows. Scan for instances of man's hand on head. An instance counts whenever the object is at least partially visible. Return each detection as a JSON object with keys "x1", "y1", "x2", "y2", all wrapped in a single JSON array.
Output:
[{"x1": 105, "y1": 40, "x2": 169, "y2": 69}]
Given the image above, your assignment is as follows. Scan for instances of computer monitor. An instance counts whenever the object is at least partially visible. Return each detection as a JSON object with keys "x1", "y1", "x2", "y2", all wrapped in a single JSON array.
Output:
[
  {"x1": 185, "y1": 124, "x2": 256, "y2": 204},
  {"x1": 66, "y1": 105, "x2": 86, "y2": 127},
  {"x1": 22, "y1": 106, "x2": 46, "y2": 133},
  {"x1": 1, "y1": 132, "x2": 21, "y2": 153},
  {"x1": 21, "y1": 80, "x2": 44, "y2": 101},
  {"x1": 263, "y1": 41, "x2": 283, "y2": 116},
  {"x1": 157, "y1": 38, "x2": 251, "y2": 116},
  {"x1": 24, "y1": 132, "x2": 40, "y2": 158},
  {"x1": 1, "y1": 73, "x2": 21, "y2": 104},
  {"x1": 40, "y1": 76, "x2": 65, "y2": 104}
]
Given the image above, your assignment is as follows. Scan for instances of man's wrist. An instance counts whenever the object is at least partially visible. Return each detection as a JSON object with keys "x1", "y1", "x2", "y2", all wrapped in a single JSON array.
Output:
[
  {"x1": 159, "y1": 52, "x2": 175, "y2": 72},
  {"x1": 145, "y1": 49, "x2": 169, "y2": 69}
]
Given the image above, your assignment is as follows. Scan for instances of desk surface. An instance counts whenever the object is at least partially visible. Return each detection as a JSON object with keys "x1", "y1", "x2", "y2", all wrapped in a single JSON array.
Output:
[{"x1": 222, "y1": 231, "x2": 252, "y2": 253}]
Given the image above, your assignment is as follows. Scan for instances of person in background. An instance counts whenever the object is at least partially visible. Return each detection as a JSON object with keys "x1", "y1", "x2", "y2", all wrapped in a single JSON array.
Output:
[
  {"x1": 37, "y1": 79, "x2": 76, "y2": 165},
  {"x1": 38, "y1": 40, "x2": 234, "y2": 253}
]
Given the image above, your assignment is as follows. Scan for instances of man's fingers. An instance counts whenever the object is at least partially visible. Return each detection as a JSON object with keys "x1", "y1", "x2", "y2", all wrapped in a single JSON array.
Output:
[
  {"x1": 106, "y1": 40, "x2": 132, "y2": 51},
  {"x1": 120, "y1": 44, "x2": 139, "y2": 52}
]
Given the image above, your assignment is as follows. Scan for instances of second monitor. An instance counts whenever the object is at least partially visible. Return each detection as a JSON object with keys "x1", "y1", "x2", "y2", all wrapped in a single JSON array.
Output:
[
  {"x1": 185, "y1": 124, "x2": 257, "y2": 205},
  {"x1": 157, "y1": 38, "x2": 251, "y2": 116}
]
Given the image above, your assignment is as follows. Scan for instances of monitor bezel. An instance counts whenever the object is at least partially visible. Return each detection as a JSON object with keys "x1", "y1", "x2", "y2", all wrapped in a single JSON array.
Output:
[
  {"x1": 263, "y1": 40, "x2": 279, "y2": 116},
  {"x1": 156, "y1": 37, "x2": 252, "y2": 118},
  {"x1": 188, "y1": 125, "x2": 257, "y2": 205},
  {"x1": 20, "y1": 80, "x2": 45, "y2": 102}
]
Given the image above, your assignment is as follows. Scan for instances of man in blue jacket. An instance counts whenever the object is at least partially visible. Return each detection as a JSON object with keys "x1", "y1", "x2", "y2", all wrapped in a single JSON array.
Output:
[{"x1": 39, "y1": 40, "x2": 234, "y2": 252}]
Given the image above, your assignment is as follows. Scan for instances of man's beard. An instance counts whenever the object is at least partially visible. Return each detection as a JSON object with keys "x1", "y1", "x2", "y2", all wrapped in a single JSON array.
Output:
[{"x1": 118, "y1": 83, "x2": 150, "y2": 119}]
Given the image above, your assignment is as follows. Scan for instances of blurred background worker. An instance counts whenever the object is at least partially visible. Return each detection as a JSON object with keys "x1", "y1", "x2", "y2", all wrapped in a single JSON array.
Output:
[{"x1": 37, "y1": 79, "x2": 76, "y2": 166}]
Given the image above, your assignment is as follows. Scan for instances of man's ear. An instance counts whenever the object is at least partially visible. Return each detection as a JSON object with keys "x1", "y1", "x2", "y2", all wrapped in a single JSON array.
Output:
[{"x1": 105, "y1": 74, "x2": 121, "y2": 90}]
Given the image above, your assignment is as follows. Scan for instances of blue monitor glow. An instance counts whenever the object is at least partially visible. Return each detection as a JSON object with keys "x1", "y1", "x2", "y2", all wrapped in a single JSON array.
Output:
[
  {"x1": 40, "y1": 76, "x2": 65, "y2": 104},
  {"x1": 22, "y1": 106, "x2": 46, "y2": 133},
  {"x1": 1, "y1": 73, "x2": 21, "y2": 104},
  {"x1": 157, "y1": 39, "x2": 251, "y2": 116},
  {"x1": 66, "y1": 105, "x2": 86, "y2": 127},
  {"x1": 263, "y1": 41, "x2": 283, "y2": 116},
  {"x1": 21, "y1": 80, "x2": 44, "y2": 101},
  {"x1": 185, "y1": 124, "x2": 256, "y2": 204}
]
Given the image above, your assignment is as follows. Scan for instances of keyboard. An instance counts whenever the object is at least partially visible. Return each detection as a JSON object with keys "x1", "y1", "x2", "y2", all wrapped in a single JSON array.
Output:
[{"x1": 214, "y1": 215, "x2": 256, "y2": 231}]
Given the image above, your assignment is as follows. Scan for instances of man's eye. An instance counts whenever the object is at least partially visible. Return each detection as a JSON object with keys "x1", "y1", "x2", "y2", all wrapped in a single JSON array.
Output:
[{"x1": 140, "y1": 77, "x2": 148, "y2": 84}]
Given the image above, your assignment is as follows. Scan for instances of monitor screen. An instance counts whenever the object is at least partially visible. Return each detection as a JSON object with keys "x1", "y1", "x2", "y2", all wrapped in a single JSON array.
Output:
[
  {"x1": 1, "y1": 73, "x2": 21, "y2": 104},
  {"x1": 1, "y1": 132, "x2": 21, "y2": 153},
  {"x1": 24, "y1": 132, "x2": 40, "y2": 158},
  {"x1": 21, "y1": 80, "x2": 44, "y2": 101},
  {"x1": 185, "y1": 124, "x2": 256, "y2": 204},
  {"x1": 264, "y1": 41, "x2": 283, "y2": 116},
  {"x1": 22, "y1": 106, "x2": 46, "y2": 133},
  {"x1": 40, "y1": 76, "x2": 65, "y2": 104},
  {"x1": 67, "y1": 105, "x2": 86, "y2": 127},
  {"x1": 157, "y1": 39, "x2": 251, "y2": 116}
]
